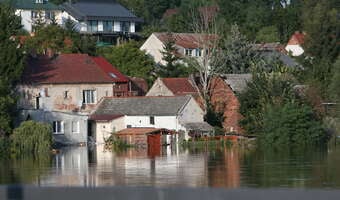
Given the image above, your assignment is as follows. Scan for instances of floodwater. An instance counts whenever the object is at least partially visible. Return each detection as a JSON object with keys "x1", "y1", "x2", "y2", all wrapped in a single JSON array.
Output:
[{"x1": 1, "y1": 143, "x2": 340, "y2": 188}]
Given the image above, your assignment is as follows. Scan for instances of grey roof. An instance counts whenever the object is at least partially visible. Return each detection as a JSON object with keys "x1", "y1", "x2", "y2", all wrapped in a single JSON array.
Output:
[
  {"x1": 223, "y1": 74, "x2": 252, "y2": 93},
  {"x1": 260, "y1": 51, "x2": 299, "y2": 68},
  {"x1": 62, "y1": 0, "x2": 142, "y2": 22},
  {"x1": 183, "y1": 122, "x2": 214, "y2": 132},
  {"x1": 93, "y1": 96, "x2": 192, "y2": 116}
]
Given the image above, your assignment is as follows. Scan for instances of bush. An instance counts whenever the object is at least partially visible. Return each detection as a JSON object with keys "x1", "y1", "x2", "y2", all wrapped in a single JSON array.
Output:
[
  {"x1": 11, "y1": 121, "x2": 52, "y2": 155},
  {"x1": 260, "y1": 102, "x2": 327, "y2": 146},
  {"x1": 0, "y1": 136, "x2": 10, "y2": 157}
]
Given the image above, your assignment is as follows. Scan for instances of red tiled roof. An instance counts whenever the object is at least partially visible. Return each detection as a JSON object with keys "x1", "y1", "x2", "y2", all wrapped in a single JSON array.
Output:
[
  {"x1": 92, "y1": 57, "x2": 129, "y2": 82},
  {"x1": 154, "y1": 33, "x2": 218, "y2": 49},
  {"x1": 287, "y1": 32, "x2": 305, "y2": 45},
  {"x1": 115, "y1": 128, "x2": 171, "y2": 135},
  {"x1": 161, "y1": 78, "x2": 198, "y2": 95},
  {"x1": 89, "y1": 114, "x2": 124, "y2": 122},
  {"x1": 22, "y1": 54, "x2": 128, "y2": 84}
]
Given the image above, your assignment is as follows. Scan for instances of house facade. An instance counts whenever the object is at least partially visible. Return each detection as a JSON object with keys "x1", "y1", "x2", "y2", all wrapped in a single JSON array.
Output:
[
  {"x1": 140, "y1": 32, "x2": 214, "y2": 65},
  {"x1": 285, "y1": 31, "x2": 305, "y2": 57},
  {"x1": 18, "y1": 53, "x2": 138, "y2": 145},
  {"x1": 90, "y1": 96, "x2": 213, "y2": 143},
  {"x1": 1, "y1": 0, "x2": 63, "y2": 33},
  {"x1": 60, "y1": 0, "x2": 142, "y2": 44},
  {"x1": 146, "y1": 76, "x2": 252, "y2": 134}
]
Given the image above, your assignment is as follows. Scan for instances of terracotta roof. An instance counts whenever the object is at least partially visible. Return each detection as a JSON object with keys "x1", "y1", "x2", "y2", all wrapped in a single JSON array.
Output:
[
  {"x1": 92, "y1": 57, "x2": 129, "y2": 82},
  {"x1": 161, "y1": 78, "x2": 198, "y2": 95},
  {"x1": 287, "y1": 32, "x2": 305, "y2": 45},
  {"x1": 89, "y1": 114, "x2": 124, "y2": 122},
  {"x1": 22, "y1": 54, "x2": 128, "y2": 84},
  {"x1": 154, "y1": 33, "x2": 217, "y2": 49},
  {"x1": 115, "y1": 128, "x2": 170, "y2": 135}
]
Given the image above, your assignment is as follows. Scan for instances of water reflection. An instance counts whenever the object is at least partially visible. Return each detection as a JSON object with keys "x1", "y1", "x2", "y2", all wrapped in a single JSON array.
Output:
[{"x1": 2, "y1": 144, "x2": 340, "y2": 188}]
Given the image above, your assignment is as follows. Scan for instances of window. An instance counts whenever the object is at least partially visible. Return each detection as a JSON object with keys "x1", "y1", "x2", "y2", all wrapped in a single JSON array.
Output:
[
  {"x1": 35, "y1": 97, "x2": 40, "y2": 109},
  {"x1": 185, "y1": 49, "x2": 193, "y2": 57},
  {"x1": 121, "y1": 22, "x2": 130, "y2": 32},
  {"x1": 72, "y1": 121, "x2": 80, "y2": 133},
  {"x1": 83, "y1": 90, "x2": 96, "y2": 104},
  {"x1": 53, "y1": 121, "x2": 64, "y2": 134},
  {"x1": 150, "y1": 116, "x2": 155, "y2": 125},
  {"x1": 31, "y1": 11, "x2": 39, "y2": 18},
  {"x1": 88, "y1": 20, "x2": 98, "y2": 32},
  {"x1": 64, "y1": 91, "x2": 68, "y2": 99},
  {"x1": 195, "y1": 48, "x2": 202, "y2": 57},
  {"x1": 45, "y1": 11, "x2": 55, "y2": 20},
  {"x1": 103, "y1": 21, "x2": 113, "y2": 32},
  {"x1": 35, "y1": 0, "x2": 43, "y2": 3}
]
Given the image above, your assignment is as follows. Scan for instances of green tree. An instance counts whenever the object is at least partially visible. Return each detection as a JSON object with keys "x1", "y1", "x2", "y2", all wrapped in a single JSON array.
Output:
[
  {"x1": 329, "y1": 57, "x2": 340, "y2": 101},
  {"x1": 0, "y1": 3, "x2": 24, "y2": 133},
  {"x1": 97, "y1": 41, "x2": 155, "y2": 83},
  {"x1": 302, "y1": 0, "x2": 339, "y2": 62},
  {"x1": 11, "y1": 121, "x2": 52, "y2": 155},
  {"x1": 261, "y1": 102, "x2": 326, "y2": 146},
  {"x1": 256, "y1": 26, "x2": 280, "y2": 43},
  {"x1": 217, "y1": 24, "x2": 260, "y2": 74}
]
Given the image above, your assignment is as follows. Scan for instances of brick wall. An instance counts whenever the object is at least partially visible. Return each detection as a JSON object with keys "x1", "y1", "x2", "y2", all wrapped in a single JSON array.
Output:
[{"x1": 209, "y1": 77, "x2": 244, "y2": 134}]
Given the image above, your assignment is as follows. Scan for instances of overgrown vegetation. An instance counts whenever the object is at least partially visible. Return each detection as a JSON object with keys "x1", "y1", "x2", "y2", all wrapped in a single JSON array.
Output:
[
  {"x1": 104, "y1": 135, "x2": 132, "y2": 151},
  {"x1": 11, "y1": 121, "x2": 53, "y2": 155}
]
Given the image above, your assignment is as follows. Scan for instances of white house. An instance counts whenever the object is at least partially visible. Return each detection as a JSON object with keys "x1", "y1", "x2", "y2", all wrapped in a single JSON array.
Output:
[
  {"x1": 60, "y1": 0, "x2": 143, "y2": 44},
  {"x1": 140, "y1": 32, "x2": 215, "y2": 65},
  {"x1": 90, "y1": 95, "x2": 213, "y2": 143},
  {"x1": 285, "y1": 31, "x2": 305, "y2": 57},
  {"x1": 1, "y1": 0, "x2": 63, "y2": 33}
]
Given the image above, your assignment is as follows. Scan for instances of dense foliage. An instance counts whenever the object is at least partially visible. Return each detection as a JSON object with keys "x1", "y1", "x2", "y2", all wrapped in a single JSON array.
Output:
[
  {"x1": 97, "y1": 41, "x2": 155, "y2": 84},
  {"x1": 0, "y1": 3, "x2": 24, "y2": 134},
  {"x1": 261, "y1": 102, "x2": 326, "y2": 146},
  {"x1": 11, "y1": 121, "x2": 53, "y2": 155}
]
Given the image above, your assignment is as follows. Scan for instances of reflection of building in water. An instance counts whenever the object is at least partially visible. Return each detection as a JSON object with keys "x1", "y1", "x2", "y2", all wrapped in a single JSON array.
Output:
[
  {"x1": 40, "y1": 145, "x2": 209, "y2": 187},
  {"x1": 208, "y1": 148, "x2": 241, "y2": 188},
  {"x1": 40, "y1": 147, "x2": 89, "y2": 186}
]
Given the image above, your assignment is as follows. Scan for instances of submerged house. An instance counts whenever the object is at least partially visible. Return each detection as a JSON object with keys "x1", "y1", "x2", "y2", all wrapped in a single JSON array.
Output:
[
  {"x1": 90, "y1": 95, "x2": 213, "y2": 143},
  {"x1": 285, "y1": 31, "x2": 305, "y2": 57},
  {"x1": 18, "y1": 53, "x2": 140, "y2": 145},
  {"x1": 146, "y1": 76, "x2": 252, "y2": 134},
  {"x1": 61, "y1": 0, "x2": 143, "y2": 45}
]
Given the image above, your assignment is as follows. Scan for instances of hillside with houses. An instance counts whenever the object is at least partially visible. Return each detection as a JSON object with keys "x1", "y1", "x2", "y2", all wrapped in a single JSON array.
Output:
[{"x1": 0, "y1": 0, "x2": 339, "y2": 152}]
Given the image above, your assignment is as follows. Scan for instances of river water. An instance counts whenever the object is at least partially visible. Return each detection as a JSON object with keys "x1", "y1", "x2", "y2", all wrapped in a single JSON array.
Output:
[{"x1": 1, "y1": 143, "x2": 340, "y2": 188}]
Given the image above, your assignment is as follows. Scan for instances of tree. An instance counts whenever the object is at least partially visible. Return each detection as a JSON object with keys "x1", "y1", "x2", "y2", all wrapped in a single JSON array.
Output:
[
  {"x1": 97, "y1": 41, "x2": 155, "y2": 84},
  {"x1": 261, "y1": 102, "x2": 326, "y2": 146},
  {"x1": 11, "y1": 121, "x2": 52, "y2": 155},
  {"x1": 329, "y1": 57, "x2": 340, "y2": 101},
  {"x1": 239, "y1": 63, "x2": 297, "y2": 135},
  {"x1": 256, "y1": 26, "x2": 280, "y2": 43},
  {"x1": 302, "y1": 0, "x2": 339, "y2": 62},
  {"x1": 216, "y1": 24, "x2": 260, "y2": 74},
  {"x1": 157, "y1": 32, "x2": 195, "y2": 77},
  {"x1": 0, "y1": 3, "x2": 24, "y2": 133}
]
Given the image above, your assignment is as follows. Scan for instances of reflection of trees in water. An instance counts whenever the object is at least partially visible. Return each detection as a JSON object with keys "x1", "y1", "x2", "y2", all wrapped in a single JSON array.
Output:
[
  {"x1": 0, "y1": 154, "x2": 52, "y2": 185},
  {"x1": 240, "y1": 146, "x2": 331, "y2": 188}
]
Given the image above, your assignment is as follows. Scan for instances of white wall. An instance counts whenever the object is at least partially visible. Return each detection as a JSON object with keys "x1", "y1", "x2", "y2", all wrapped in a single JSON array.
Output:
[
  {"x1": 178, "y1": 98, "x2": 204, "y2": 124},
  {"x1": 94, "y1": 116, "x2": 125, "y2": 144},
  {"x1": 114, "y1": 21, "x2": 121, "y2": 32},
  {"x1": 130, "y1": 22, "x2": 135, "y2": 33},
  {"x1": 146, "y1": 78, "x2": 174, "y2": 96},
  {"x1": 16, "y1": 9, "x2": 63, "y2": 33},
  {"x1": 140, "y1": 33, "x2": 166, "y2": 65},
  {"x1": 285, "y1": 45, "x2": 304, "y2": 57}
]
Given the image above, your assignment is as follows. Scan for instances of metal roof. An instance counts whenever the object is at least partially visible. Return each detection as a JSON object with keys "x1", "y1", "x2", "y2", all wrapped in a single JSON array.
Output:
[
  {"x1": 62, "y1": 0, "x2": 142, "y2": 22},
  {"x1": 93, "y1": 96, "x2": 192, "y2": 116},
  {"x1": 1, "y1": 0, "x2": 61, "y2": 10}
]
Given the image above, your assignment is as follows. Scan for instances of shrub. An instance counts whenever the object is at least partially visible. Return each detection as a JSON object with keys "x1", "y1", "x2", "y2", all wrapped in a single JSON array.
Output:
[
  {"x1": 260, "y1": 102, "x2": 327, "y2": 146},
  {"x1": 11, "y1": 121, "x2": 52, "y2": 155}
]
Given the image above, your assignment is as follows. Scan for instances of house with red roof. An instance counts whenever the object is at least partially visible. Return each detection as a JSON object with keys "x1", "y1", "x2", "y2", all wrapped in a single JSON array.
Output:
[
  {"x1": 140, "y1": 32, "x2": 217, "y2": 65},
  {"x1": 17, "y1": 54, "x2": 141, "y2": 145},
  {"x1": 285, "y1": 31, "x2": 305, "y2": 56},
  {"x1": 146, "y1": 77, "x2": 198, "y2": 96}
]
